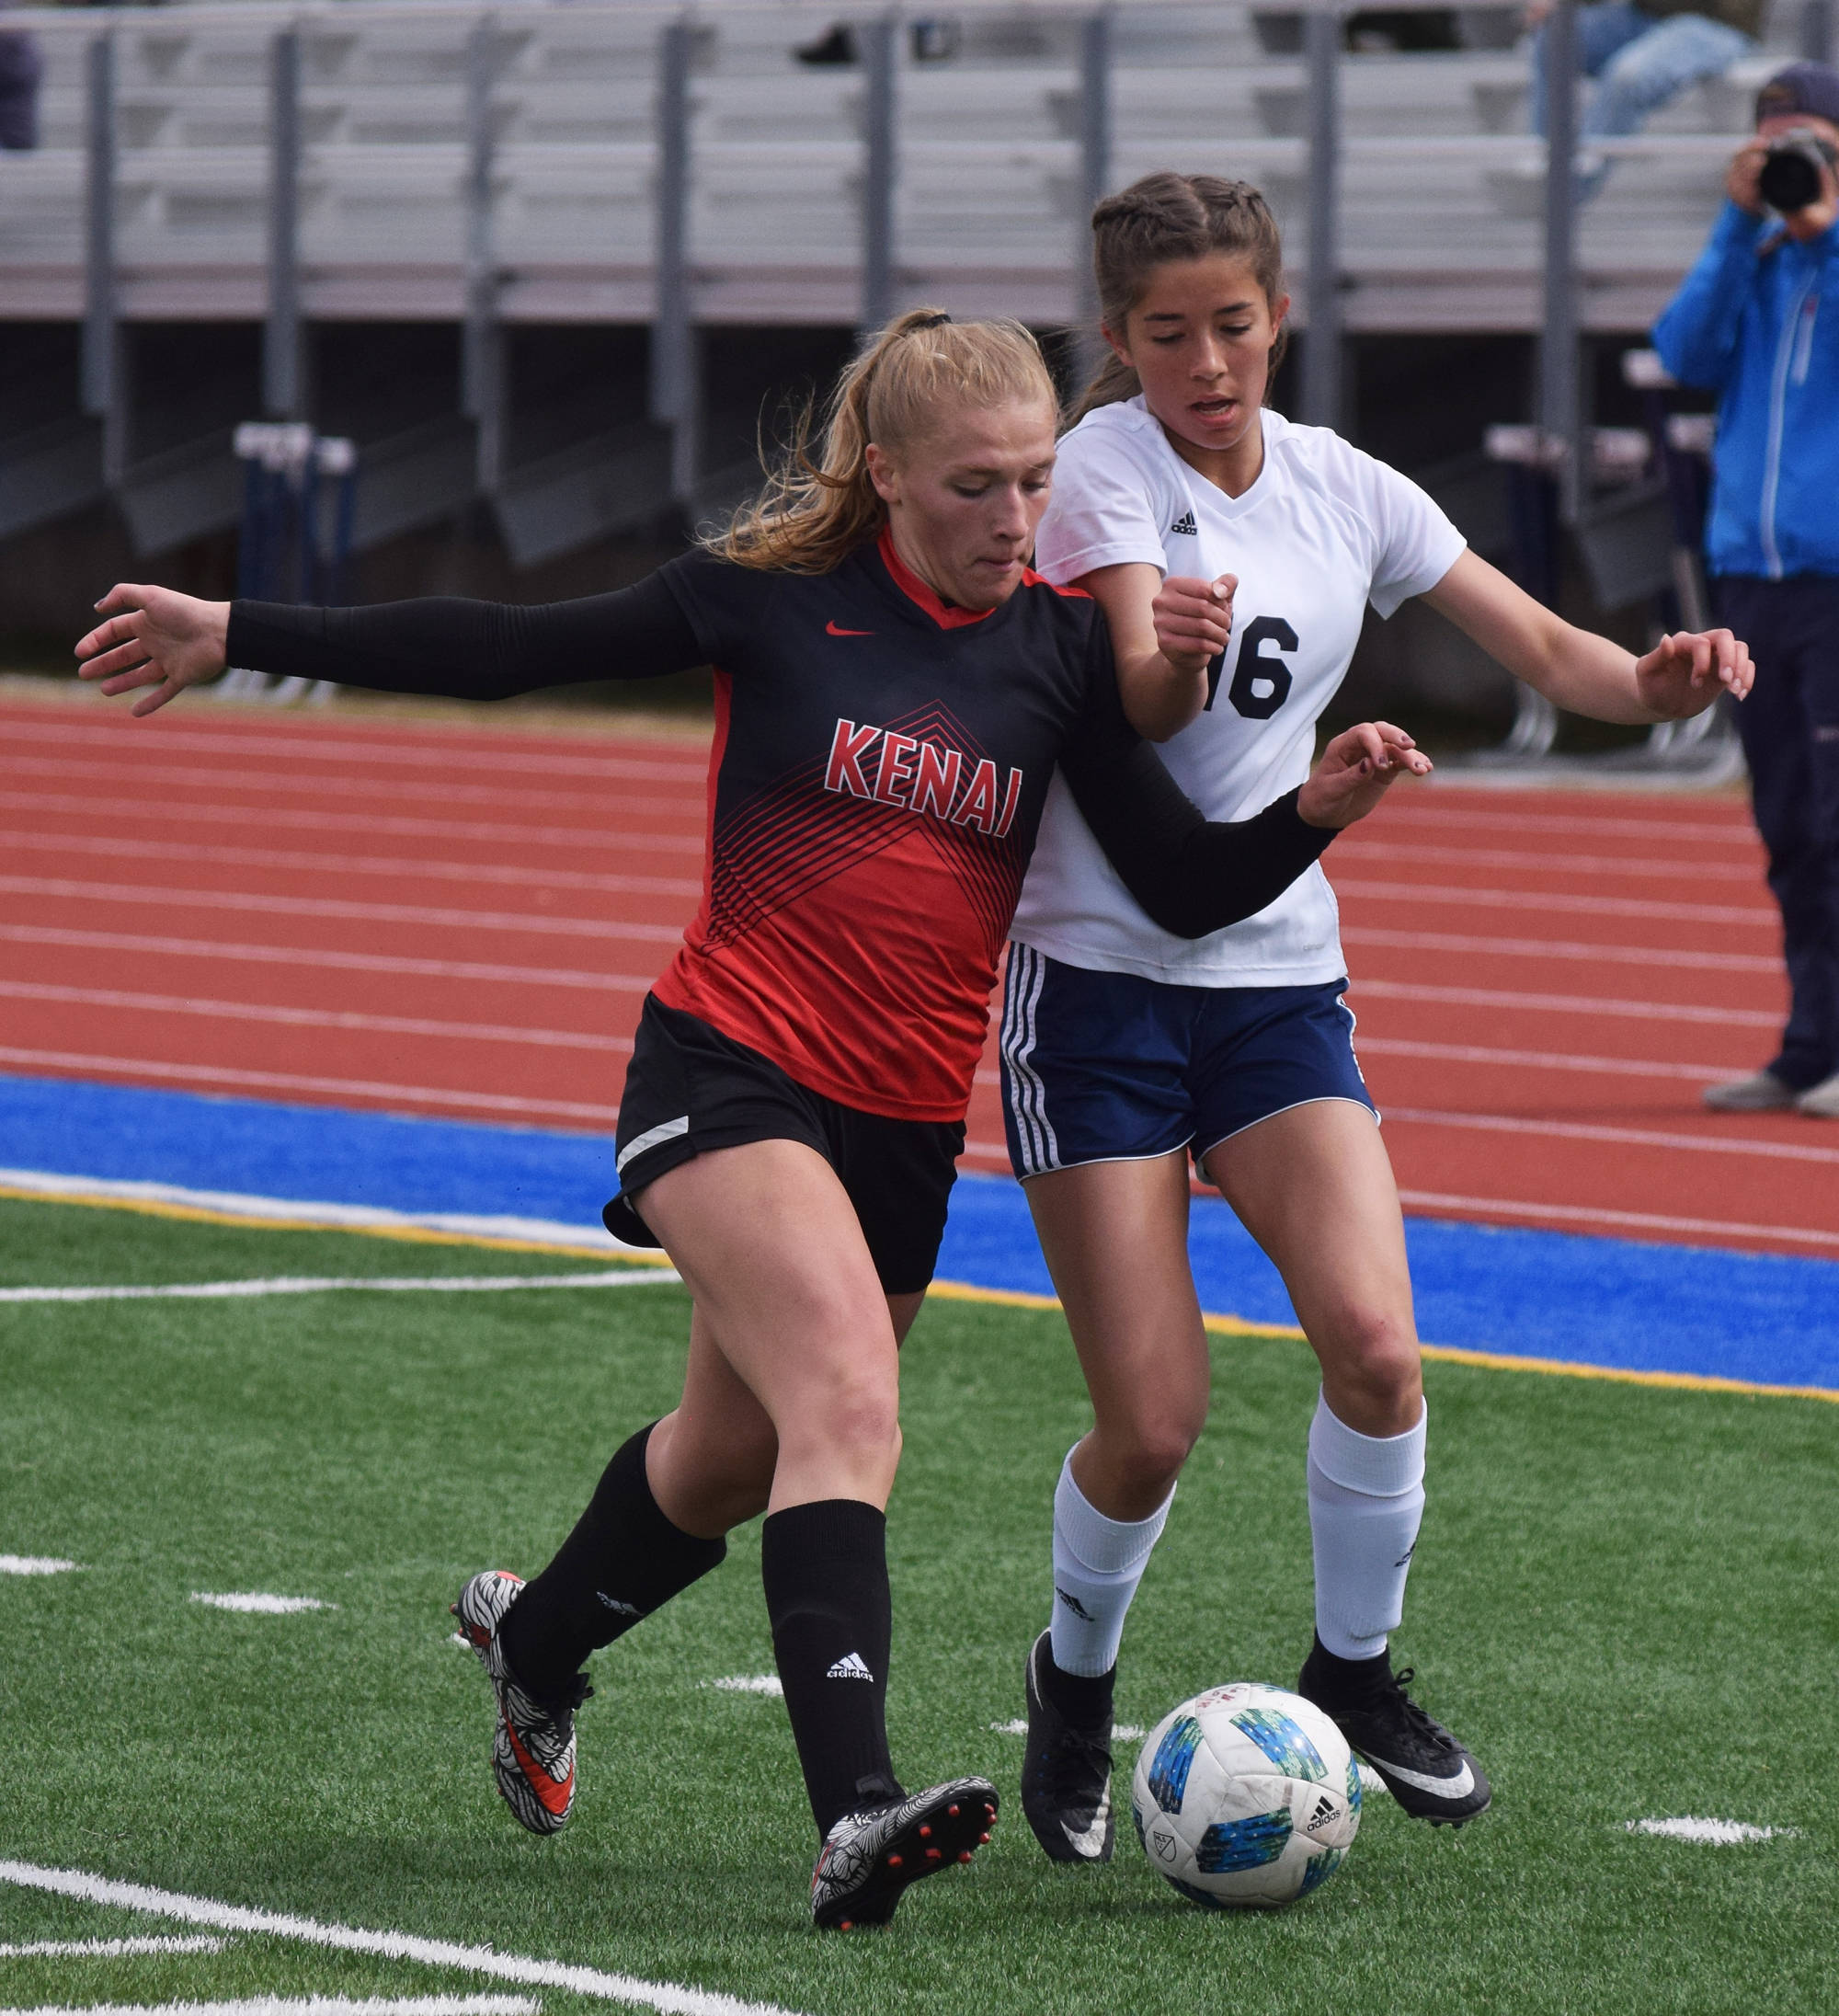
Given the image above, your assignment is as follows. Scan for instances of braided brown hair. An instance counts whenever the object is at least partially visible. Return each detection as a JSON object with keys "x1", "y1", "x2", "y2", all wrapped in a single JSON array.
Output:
[{"x1": 1070, "y1": 172, "x2": 1287, "y2": 425}]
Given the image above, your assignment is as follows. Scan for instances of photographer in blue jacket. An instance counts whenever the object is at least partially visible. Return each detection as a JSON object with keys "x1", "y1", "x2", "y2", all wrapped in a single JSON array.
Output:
[{"x1": 1655, "y1": 62, "x2": 1839, "y2": 1119}]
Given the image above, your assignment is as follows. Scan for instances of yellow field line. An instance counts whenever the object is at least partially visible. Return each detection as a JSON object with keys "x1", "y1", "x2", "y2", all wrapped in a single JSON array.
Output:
[{"x1": 8, "y1": 1182, "x2": 1835, "y2": 1404}]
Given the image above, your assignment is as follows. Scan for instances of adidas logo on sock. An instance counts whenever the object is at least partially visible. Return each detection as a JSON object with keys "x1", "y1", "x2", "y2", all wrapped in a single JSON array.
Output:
[
  {"x1": 827, "y1": 1652, "x2": 874, "y2": 1681},
  {"x1": 1055, "y1": 1586, "x2": 1096, "y2": 1622},
  {"x1": 596, "y1": 1592, "x2": 640, "y2": 1616},
  {"x1": 1169, "y1": 510, "x2": 1198, "y2": 537}
]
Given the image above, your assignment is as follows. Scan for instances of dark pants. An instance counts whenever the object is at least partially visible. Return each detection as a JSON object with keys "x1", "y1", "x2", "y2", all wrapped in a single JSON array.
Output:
[{"x1": 1716, "y1": 575, "x2": 1839, "y2": 1090}]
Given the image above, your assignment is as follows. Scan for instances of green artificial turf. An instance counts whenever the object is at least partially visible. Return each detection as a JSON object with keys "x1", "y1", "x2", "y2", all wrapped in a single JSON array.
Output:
[{"x1": 2, "y1": 1195, "x2": 1833, "y2": 2016}]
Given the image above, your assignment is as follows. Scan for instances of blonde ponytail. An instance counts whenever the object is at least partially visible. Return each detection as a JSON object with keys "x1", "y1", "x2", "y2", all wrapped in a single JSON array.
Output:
[{"x1": 711, "y1": 309, "x2": 1057, "y2": 574}]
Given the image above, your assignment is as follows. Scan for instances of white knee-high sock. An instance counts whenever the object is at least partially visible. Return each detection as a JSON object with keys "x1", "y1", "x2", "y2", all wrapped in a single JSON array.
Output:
[
  {"x1": 1048, "y1": 1449, "x2": 1173, "y2": 1678},
  {"x1": 1307, "y1": 1392, "x2": 1426, "y2": 1661}
]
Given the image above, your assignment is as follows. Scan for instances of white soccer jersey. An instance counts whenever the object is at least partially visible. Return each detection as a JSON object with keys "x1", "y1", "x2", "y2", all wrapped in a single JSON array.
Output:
[{"x1": 1012, "y1": 398, "x2": 1466, "y2": 987}]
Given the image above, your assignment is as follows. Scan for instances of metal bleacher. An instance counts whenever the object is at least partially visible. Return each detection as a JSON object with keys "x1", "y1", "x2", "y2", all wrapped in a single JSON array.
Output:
[{"x1": 0, "y1": 0, "x2": 1822, "y2": 580}]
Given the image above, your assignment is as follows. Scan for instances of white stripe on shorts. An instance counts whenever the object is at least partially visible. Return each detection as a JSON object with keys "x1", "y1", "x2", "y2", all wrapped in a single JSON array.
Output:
[
  {"x1": 615, "y1": 1115, "x2": 690, "y2": 1175},
  {"x1": 1000, "y1": 945, "x2": 1060, "y2": 1177}
]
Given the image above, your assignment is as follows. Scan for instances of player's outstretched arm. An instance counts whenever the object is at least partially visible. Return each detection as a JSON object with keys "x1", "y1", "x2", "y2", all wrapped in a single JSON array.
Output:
[
  {"x1": 1422, "y1": 548, "x2": 1753, "y2": 724},
  {"x1": 76, "y1": 585, "x2": 232, "y2": 716},
  {"x1": 77, "y1": 567, "x2": 713, "y2": 716}
]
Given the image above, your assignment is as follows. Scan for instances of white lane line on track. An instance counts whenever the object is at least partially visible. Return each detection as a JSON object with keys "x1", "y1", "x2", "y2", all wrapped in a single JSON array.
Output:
[
  {"x1": 1357, "y1": 1037, "x2": 1734, "y2": 1082},
  {"x1": 1334, "y1": 878, "x2": 1773, "y2": 927},
  {"x1": 0, "y1": 1936, "x2": 226, "y2": 1956},
  {"x1": 1397, "y1": 1188, "x2": 1839, "y2": 1251},
  {"x1": 1386, "y1": 1107, "x2": 1839, "y2": 1165},
  {"x1": 0, "y1": 878, "x2": 684, "y2": 945},
  {"x1": 2, "y1": 789, "x2": 702, "y2": 854},
  {"x1": 1341, "y1": 840, "x2": 1764, "y2": 883},
  {"x1": 1357, "y1": 807, "x2": 1755, "y2": 846},
  {"x1": 2, "y1": 716, "x2": 708, "y2": 782},
  {"x1": 0, "y1": 981, "x2": 633, "y2": 1054},
  {"x1": 0, "y1": 1999, "x2": 540, "y2": 2016},
  {"x1": 0, "y1": 1861, "x2": 808, "y2": 2016},
  {"x1": 1349, "y1": 978, "x2": 1781, "y2": 1029},
  {"x1": 1626, "y1": 1817, "x2": 1797, "y2": 1844},
  {"x1": 0, "y1": 1172, "x2": 624, "y2": 1256},
  {"x1": 6, "y1": 759, "x2": 698, "y2": 822},
  {"x1": 0, "y1": 924, "x2": 655, "y2": 993},
  {"x1": 1, "y1": 1271, "x2": 678, "y2": 1304},
  {"x1": 1342, "y1": 926, "x2": 1780, "y2": 974},
  {"x1": 191, "y1": 1595, "x2": 332, "y2": 1614},
  {"x1": 0, "y1": 830, "x2": 702, "y2": 901},
  {"x1": 0, "y1": 1556, "x2": 81, "y2": 1575},
  {"x1": 0, "y1": 1050, "x2": 623, "y2": 1126}
]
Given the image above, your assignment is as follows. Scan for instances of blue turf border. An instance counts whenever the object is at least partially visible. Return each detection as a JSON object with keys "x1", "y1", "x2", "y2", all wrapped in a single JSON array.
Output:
[{"x1": 1, "y1": 1073, "x2": 1833, "y2": 1392}]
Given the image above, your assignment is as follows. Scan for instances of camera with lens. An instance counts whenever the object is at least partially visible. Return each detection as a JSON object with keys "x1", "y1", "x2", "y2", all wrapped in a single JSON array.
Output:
[{"x1": 1758, "y1": 127, "x2": 1839, "y2": 214}]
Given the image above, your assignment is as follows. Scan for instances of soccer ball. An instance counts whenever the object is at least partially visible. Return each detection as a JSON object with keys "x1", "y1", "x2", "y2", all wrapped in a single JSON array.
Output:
[{"x1": 1130, "y1": 1682, "x2": 1361, "y2": 1909}]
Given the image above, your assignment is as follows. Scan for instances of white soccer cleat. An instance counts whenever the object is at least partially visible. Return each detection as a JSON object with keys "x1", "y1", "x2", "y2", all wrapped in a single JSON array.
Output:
[
  {"x1": 451, "y1": 1569, "x2": 590, "y2": 1837},
  {"x1": 1703, "y1": 1070, "x2": 1798, "y2": 1113}
]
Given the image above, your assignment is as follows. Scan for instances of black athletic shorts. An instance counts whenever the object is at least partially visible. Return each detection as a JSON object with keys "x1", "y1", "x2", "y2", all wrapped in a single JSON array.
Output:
[{"x1": 604, "y1": 995, "x2": 965, "y2": 1296}]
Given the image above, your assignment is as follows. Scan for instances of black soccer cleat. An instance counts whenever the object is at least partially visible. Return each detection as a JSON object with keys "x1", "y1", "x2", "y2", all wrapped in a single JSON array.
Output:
[
  {"x1": 1297, "y1": 1635, "x2": 1491, "y2": 1827},
  {"x1": 810, "y1": 1777, "x2": 999, "y2": 1930},
  {"x1": 1021, "y1": 1630, "x2": 1115, "y2": 1864}
]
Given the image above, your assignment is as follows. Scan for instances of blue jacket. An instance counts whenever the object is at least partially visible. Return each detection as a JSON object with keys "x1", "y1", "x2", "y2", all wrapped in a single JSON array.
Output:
[{"x1": 1652, "y1": 201, "x2": 1839, "y2": 580}]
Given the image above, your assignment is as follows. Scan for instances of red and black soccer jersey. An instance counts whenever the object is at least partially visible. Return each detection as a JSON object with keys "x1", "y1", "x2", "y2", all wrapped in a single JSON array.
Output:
[{"x1": 230, "y1": 533, "x2": 1333, "y2": 1123}]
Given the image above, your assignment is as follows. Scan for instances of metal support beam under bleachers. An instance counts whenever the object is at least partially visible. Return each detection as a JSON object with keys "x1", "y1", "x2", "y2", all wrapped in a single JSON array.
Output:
[
  {"x1": 651, "y1": 17, "x2": 699, "y2": 509},
  {"x1": 265, "y1": 29, "x2": 304, "y2": 422},
  {"x1": 860, "y1": 12, "x2": 897, "y2": 333},
  {"x1": 1302, "y1": 6, "x2": 1342, "y2": 431},
  {"x1": 81, "y1": 28, "x2": 122, "y2": 488}
]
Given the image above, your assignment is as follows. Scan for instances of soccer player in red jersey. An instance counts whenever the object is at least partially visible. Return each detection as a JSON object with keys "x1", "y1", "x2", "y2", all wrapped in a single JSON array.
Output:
[{"x1": 77, "y1": 310, "x2": 1426, "y2": 1929}]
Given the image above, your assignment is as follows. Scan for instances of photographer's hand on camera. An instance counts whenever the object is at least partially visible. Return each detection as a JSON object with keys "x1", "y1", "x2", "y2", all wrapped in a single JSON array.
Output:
[{"x1": 1731, "y1": 119, "x2": 1839, "y2": 241}]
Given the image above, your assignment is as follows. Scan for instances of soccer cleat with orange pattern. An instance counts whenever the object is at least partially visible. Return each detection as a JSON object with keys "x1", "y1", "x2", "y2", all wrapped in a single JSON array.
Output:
[{"x1": 451, "y1": 1569, "x2": 591, "y2": 1837}]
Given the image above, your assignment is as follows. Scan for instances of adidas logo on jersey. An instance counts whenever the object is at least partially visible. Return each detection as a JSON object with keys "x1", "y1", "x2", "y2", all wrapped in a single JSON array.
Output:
[
  {"x1": 1169, "y1": 510, "x2": 1198, "y2": 537},
  {"x1": 827, "y1": 1652, "x2": 874, "y2": 1681}
]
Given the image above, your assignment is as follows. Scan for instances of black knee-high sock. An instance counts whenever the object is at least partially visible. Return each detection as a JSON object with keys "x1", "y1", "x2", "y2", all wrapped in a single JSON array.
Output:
[
  {"x1": 499, "y1": 1423, "x2": 726, "y2": 1698},
  {"x1": 761, "y1": 1498, "x2": 902, "y2": 1838}
]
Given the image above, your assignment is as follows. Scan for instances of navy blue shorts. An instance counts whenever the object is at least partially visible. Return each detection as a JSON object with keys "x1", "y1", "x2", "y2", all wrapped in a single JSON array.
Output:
[{"x1": 999, "y1": 945, "x2": 1376, "y2": 1181}]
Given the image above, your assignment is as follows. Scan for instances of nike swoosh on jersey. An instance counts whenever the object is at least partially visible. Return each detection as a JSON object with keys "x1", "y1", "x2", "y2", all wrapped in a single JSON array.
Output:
[
  {"x1": 1059, "y1": 1785, "x2": 1112, "y2": 1859},
  {"x1": 1362, "y1": 1752, "x2": 1475, "y2": 1800},
  {"x1": 826, "y1": 621, "x2": 874, "y2": 636}
]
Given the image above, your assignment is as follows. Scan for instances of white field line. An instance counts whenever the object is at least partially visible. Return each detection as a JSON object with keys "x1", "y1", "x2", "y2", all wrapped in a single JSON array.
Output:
[
  {"x1": 0, "y1": 830, "x2": 701, "y2": 902},
  {"x1": 0, "y1": 1172, "x2": 625, "y2": 1257},
  {"x1": 0, "y1": 1862, "x2": 807, "y2": 2016},
  {"x1": 1342, "y1": 839, "x2": 1763, "y2": 883},
  {"x1": 0, "y1": 1556, "x2": 80, "y2": 1575},
  {"x1": 1333, "y1": 877, "x2": 1773, "y2": 928},
  {"x1": 0, "y1": 1997, "x2": 539, "y2": 2016},
  {"x1": 0, "y1": 1272, "x2": 679, "y2": 1305},
  {"x1": 0, "y1": 1050, "x2": 623, "y2": 1127},
  {"x1": 0, "y1": 925, "x2": 655, "y2": 995},
  {"x1": 0, "y1": 1936, "x2": 225, "y2": 1956},
  {"x1": 7, "y1": 758, "x2": 695, "y2": 823},
  {"x1": 1627, "y1": 1817, "x2": 1798, "y2": 1844},
  {"x1": 1357, "y1": 1037, "x2": 1732, "y2": 1083},
  {"x1": 0, "y1": 982, "x2": 631, "y2": 1054},
  {"x1": 1397, "y1": 1188, "x2": 1839, "y2": 1252},
  {"x1": 0, "y1": 878, "x2": 683, "y2": 946},
  {"x1": 1348, "y1": 977, "x2": 1781, "y2": 1030},
  {"x1": 191, "y1": 1595, "x2": 331, "y2": 1614},
  {"x1": 988, "y1": 1718, "x2": 1148, "y2": 1741},
  {"x1": 1342, "y1": 926, "x2": 1780, "y2": 974},
  {"x1": 1385, "y1": 1107, "x2": 1839, "y2": 1167},
  {"x1": 2, "y1": 788, "x2": 701, "y2": 855},
  {"x1": 707, "y1": 1676, "x2": 782, "y2": 1695},
  {"x1": 2, "y1": 715, "x2": 708, "y2": 782}
]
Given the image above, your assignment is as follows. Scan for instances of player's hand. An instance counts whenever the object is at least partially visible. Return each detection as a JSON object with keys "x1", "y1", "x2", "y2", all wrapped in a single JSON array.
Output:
[
  {"x1": 1727, "y1": 139, "x2": 1768, "y2": 215},
  {"x1": 1298, "y1": 722, "x2": 1432, "y2": 829},
  {"x1": 1152, "y1": 573, "x2": 1236, "y2": 678},
  {"x1": 75, "y1": 584, "x2": 233, "y2": 716},
  {"x1": 1635, "y1": 627, "x2": 1753, "y2": 717}
]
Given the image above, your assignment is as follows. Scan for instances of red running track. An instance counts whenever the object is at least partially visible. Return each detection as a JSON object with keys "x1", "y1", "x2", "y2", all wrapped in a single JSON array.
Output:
[{"x1": 3, "y1": 694, "x2": 1833, "y2": 1260}]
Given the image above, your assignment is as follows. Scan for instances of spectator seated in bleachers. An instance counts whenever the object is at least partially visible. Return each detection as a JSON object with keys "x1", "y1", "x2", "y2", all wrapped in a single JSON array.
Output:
[{"x1": 1526, "y1": 0, "x2": 1762, "y2": 199}]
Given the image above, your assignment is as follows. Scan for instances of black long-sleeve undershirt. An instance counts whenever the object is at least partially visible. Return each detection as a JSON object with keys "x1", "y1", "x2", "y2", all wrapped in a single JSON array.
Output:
[{"x1": 225, "y1": 566, "x2": 1332, "y2": 941}]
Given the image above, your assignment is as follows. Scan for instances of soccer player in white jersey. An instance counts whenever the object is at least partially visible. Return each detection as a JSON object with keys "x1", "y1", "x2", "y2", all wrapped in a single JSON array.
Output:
[{"x1": 1005, "y1": 172, "x2": 1753, "y2": 1856}]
